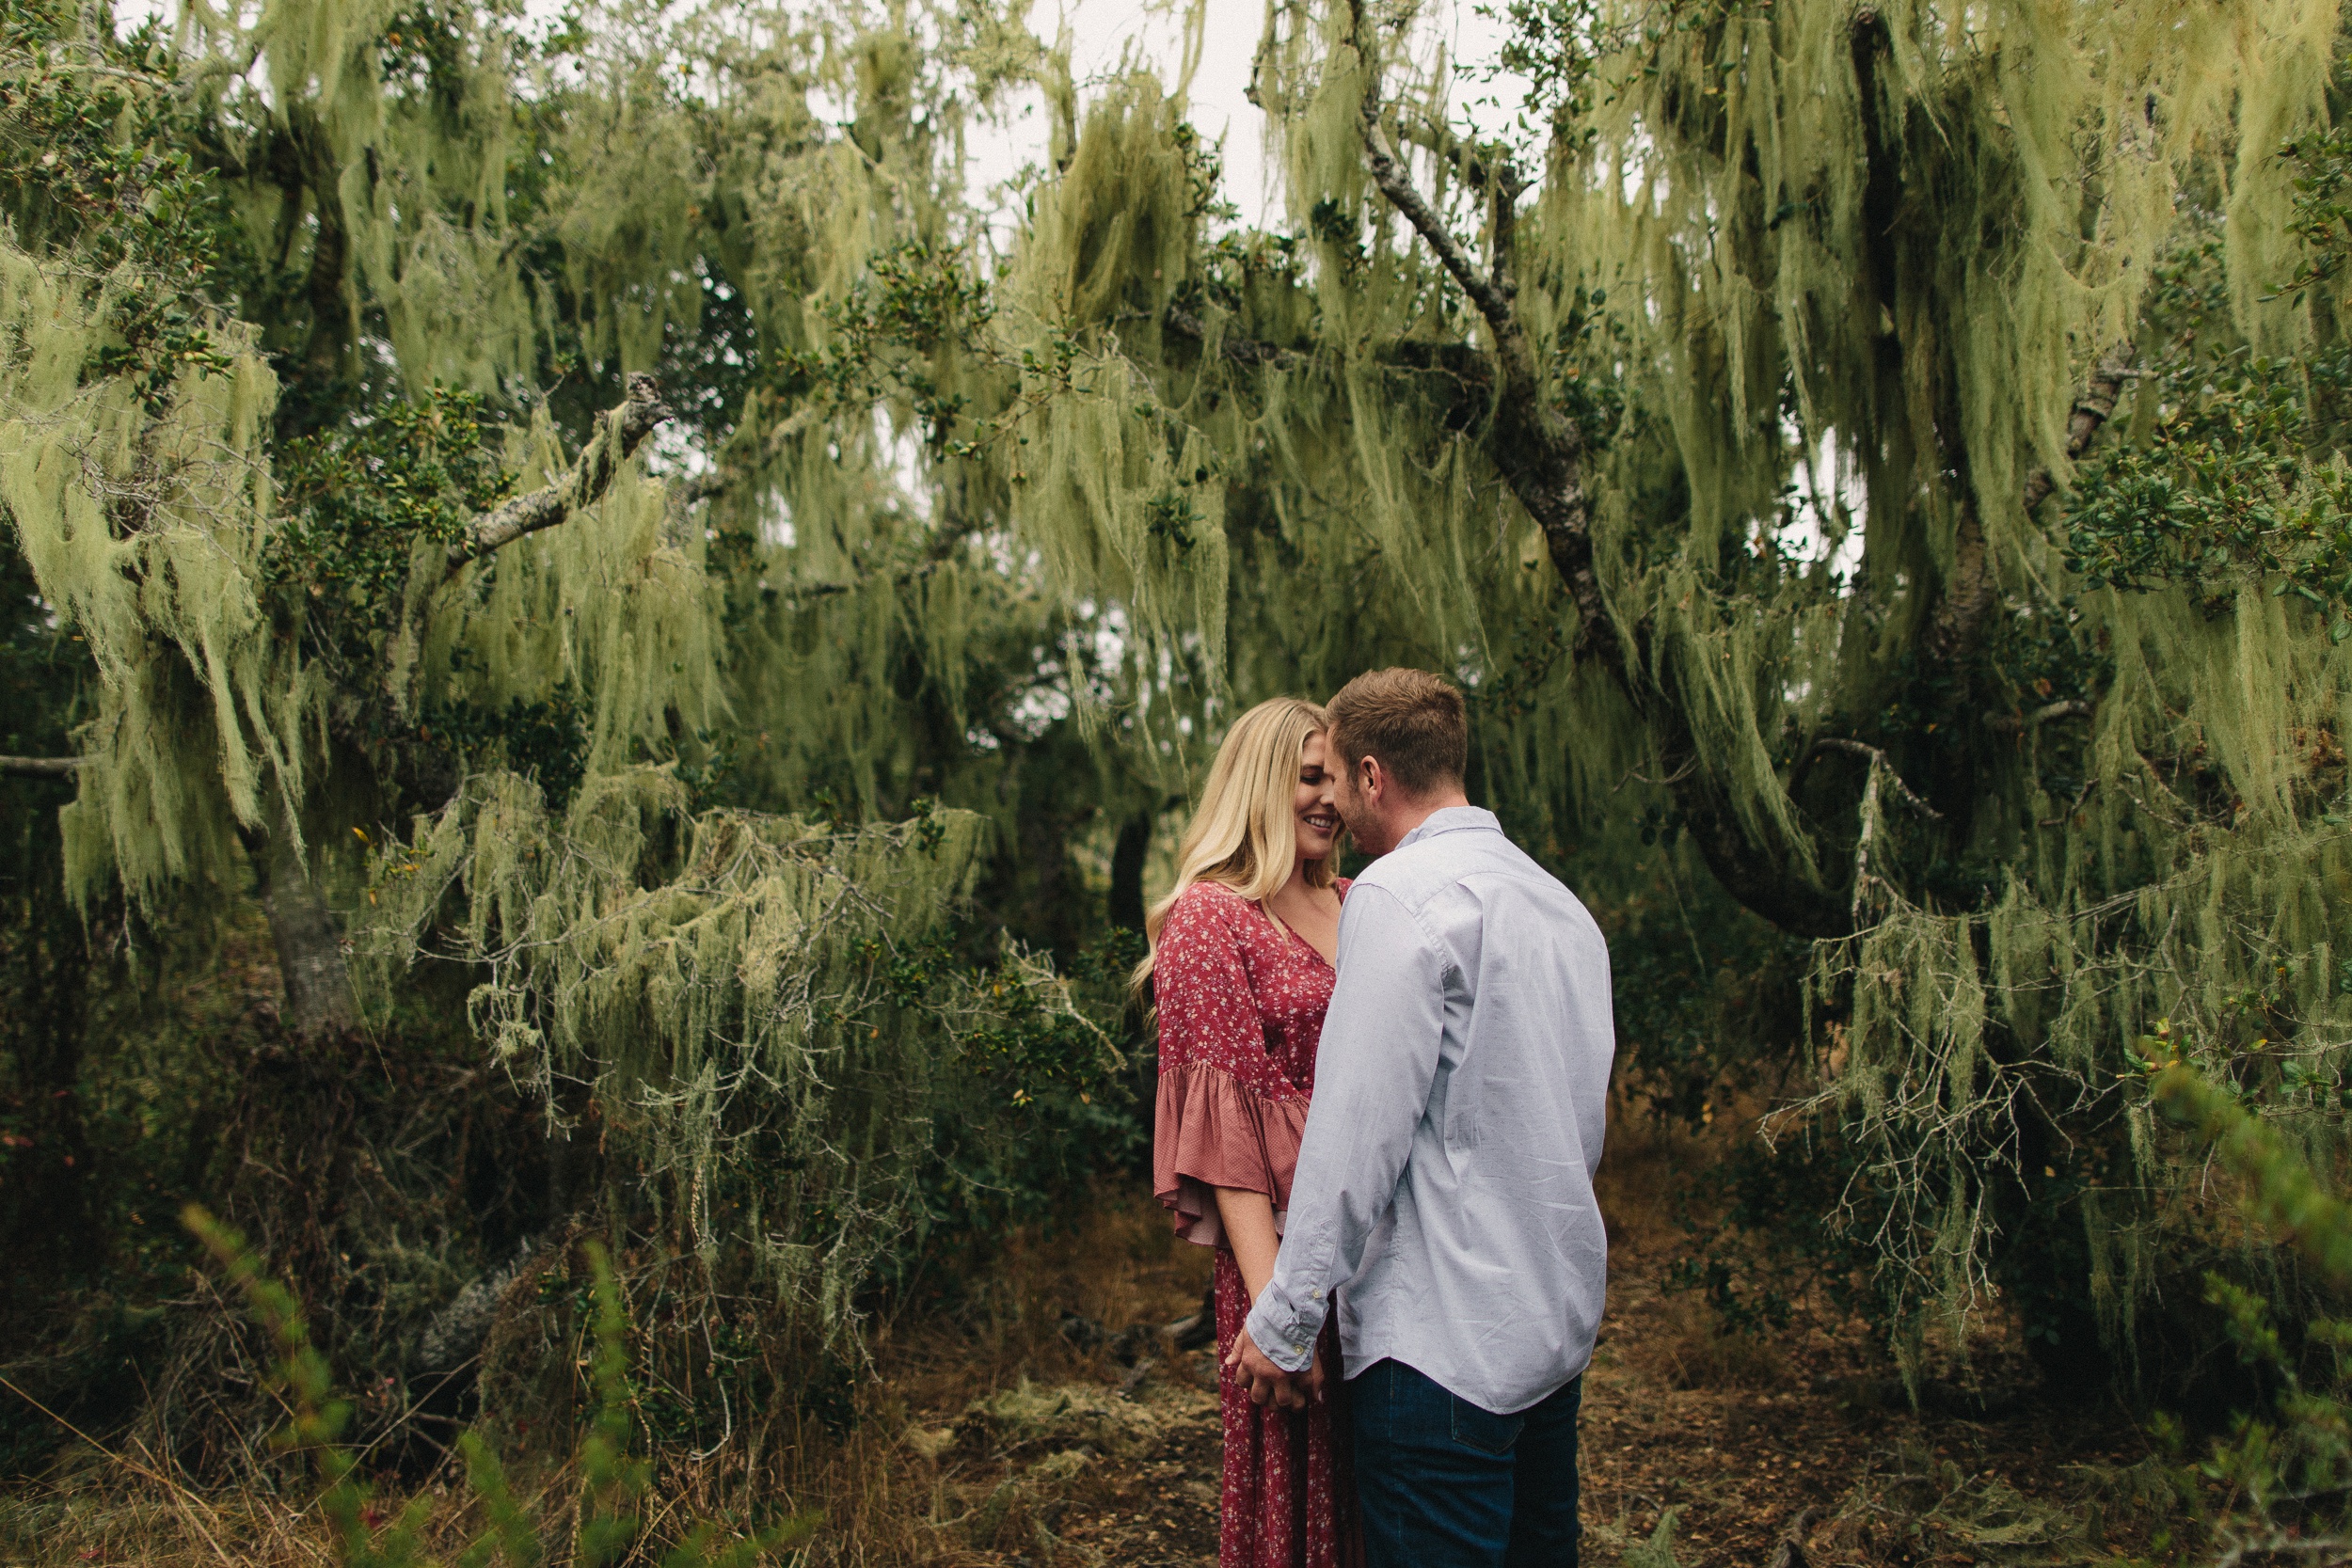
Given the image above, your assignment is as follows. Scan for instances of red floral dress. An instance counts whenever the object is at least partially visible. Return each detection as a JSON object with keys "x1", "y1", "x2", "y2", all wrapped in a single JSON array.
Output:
[{"x1": 1152, "y1": 879, "x2": 1361, "y2": 1568}]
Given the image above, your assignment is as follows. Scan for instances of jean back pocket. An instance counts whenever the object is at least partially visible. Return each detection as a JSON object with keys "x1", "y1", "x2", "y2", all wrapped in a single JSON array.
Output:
[{"x1": 1450, "y1": 1392, "x2": 1525, "y2": 1456}]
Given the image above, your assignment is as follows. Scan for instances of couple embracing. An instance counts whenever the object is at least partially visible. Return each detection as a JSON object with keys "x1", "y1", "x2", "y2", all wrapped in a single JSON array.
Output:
[{"x1": 1142, "y1": 668, "x2": 1614, "y2": 1568}]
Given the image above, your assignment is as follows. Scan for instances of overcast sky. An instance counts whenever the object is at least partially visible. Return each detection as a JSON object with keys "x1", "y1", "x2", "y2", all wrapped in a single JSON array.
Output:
[{"x1": 983, "y1": 0, "x2": 1528, "y2": 231}]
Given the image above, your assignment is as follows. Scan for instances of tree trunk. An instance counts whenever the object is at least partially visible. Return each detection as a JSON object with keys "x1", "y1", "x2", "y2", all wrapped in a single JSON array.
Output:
[
  {"x1": 246, "y1": 824, "x2": 358, "y2": 1040},
  {"x1": 1109, "y1": 810, "x2": 1152, "y2": 931}
]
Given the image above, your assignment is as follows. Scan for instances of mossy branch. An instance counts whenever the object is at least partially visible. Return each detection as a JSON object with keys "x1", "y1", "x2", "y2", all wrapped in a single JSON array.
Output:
[
  {"x1": 1342, "y1": 0, "x2": 1610, "y2": 665},
  {"x1": 0, "y1": 755, "x2": 78, "y2": 778},
  {"x1": 445, "y1": 374, "x2": 673, "y2": 578},
  {"x1": 1163, "y1": 303, "x2": 1309, "y2": 367},
  {"x1": 1925, "y1": 342, "x2": 2136, "y2": 666},
  {"x1": 2021, "y1": 342, "x2": 2137, "y2": 517},
  {"x1": 1342, "y1": 0, "x2": 1863, "y2": 937}
]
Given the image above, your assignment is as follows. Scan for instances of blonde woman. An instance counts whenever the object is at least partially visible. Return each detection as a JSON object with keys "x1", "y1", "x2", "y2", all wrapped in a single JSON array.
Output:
[{"x1": 1143, "y1": 697, "x2": 1360, "y2": 1568}]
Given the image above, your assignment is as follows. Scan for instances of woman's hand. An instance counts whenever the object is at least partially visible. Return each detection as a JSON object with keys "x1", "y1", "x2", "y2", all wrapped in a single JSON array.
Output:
[{"x1": 1212, "y1": 1185, "x2": 1328, "y2": 1407}]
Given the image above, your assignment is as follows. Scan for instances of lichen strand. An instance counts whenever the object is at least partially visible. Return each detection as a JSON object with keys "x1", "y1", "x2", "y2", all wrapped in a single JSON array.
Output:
[{"x1": 363, "y1": 771, "x2": 1102, "y2": 1344}]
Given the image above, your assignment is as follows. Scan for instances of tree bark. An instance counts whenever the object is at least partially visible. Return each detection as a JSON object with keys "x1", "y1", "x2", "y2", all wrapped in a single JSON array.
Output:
[
  {"x1": 1110, "y1": 809, "x2": 1152, "y2": 931},
  {"x1": 289, "y1": 108, "x2": 356, "y2": 401},
  {"x1": 245, "y1": 823, "x2": 359, "y2": 1040}
]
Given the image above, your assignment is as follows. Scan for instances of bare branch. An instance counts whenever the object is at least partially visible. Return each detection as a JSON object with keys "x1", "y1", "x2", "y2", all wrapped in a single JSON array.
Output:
[
  {"x1": 0, "y1": 755, "x2": 78, "y2": 780},
  {"x1": 1346, "y1": 0, "x2": 1513, "y2": 330},
  {"x1": 446, "y1": 373, "x2": 673, "y2": 578},
  {"x1": 1790, "y1": 737, "x2": 1944, "y2": 820}
]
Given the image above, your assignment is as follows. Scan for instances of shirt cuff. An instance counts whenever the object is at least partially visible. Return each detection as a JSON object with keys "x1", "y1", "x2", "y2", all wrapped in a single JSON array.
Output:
[{"x1": 1244, "y1": 1278, "x2": 1331, "y2": 1373}]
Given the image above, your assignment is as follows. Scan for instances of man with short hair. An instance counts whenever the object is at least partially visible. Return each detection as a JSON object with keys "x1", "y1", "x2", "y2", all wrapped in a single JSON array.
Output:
[{"x1": 1225, "y1": 666, "x2": 1615, "y2": 1567}]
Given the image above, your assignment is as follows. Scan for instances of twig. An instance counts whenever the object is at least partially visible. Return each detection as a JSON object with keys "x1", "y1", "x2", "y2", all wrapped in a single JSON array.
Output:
[
  {"x1": 1789, "y1": 738, "x2": 1944, "y2": 819},
  {"x1": 2037, "y1": 777, "x2": 2099, "y2": 828},
  {"x1": 1615, "y1": 756, "x2": 1699, "y2": 790},
  {"x1": 1985, "y1": 699, "x2": 2095, "y2": 735},
  {"x1": 0, "y1": 754, "x2": 79, "y2": 778}
]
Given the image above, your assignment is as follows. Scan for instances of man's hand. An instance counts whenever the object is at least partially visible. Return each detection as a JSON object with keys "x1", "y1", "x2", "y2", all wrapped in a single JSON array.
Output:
[{"x1": 1223, "y1": 1324, "x2": 1322, "y2": 1409}]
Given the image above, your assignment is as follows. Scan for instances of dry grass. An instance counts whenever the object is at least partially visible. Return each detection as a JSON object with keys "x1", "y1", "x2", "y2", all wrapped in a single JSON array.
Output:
[
  {"x1": 0, "y1": 1187, "x2": 1215, "y2": 1568},
  {"x1": 1, "y1": 1112, "x2": 2169, "y2": 1568},
  {"x1": 1631, "y1": 1293, "x2": 1789, "y2": 1392}
]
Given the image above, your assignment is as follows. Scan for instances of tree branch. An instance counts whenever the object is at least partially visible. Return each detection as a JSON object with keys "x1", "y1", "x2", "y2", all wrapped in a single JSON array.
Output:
[
  {"x1": 1344, "y1": 0, "x2": 1856, "y2": 936},
  {"x1": 2021, "y1": 341, "x2": 2137, "y2": 515},
  {"x1": 1347, "y1": 0, "x2": 1514, "y2": 328},
  {"x1": 1161, "y1": 306, "x2": 1496, "y2": 426},
  {"x1": 1788, "y1": 737, "x2": 1944, "y2": 819},
  {"x1": 0, "y1": 756, "x2": 78, "y2": 780},
  {"x1": 1925, "y1": 344, "x2": 2137, "y2": 667},
  {"x1": 1394, "y1": 116, "x2": 1497, "y2": 190},
  {"x1": 1341, "y1": 0, "x2": 1608, "y2": 662},
  {"x1": 1164, "y1": 304, "x2": 1307, "y2": 368},
  {"x1": 446, "y1": 374, "x2": 672, "y2": 578},
  {"x1": 1986, "y1": 698, "x2": 2096, "y2": 735}
]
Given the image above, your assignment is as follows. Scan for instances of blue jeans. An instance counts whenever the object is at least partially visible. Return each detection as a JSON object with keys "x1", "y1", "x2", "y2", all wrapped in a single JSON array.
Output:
[{"x1": 1349, "y1": 1358, "x2": 1582, "y2": 1568}]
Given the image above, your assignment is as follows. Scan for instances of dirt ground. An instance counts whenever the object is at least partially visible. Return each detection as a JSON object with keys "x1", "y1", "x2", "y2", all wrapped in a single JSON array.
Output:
[{"x1": 875, "y1": 1117, "x2": 2167, "y2": 1568}]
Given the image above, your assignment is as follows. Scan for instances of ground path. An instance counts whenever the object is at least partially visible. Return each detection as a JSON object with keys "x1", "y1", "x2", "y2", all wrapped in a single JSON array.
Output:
[{"x1": 867, "y1": 1127, "x2": 2158, "y2": 1568}]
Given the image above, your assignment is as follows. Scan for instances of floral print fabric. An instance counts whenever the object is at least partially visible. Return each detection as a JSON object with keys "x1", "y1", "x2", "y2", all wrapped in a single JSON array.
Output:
[{"x1": 1152, "y1": 878, "x2": 1360, "y2": 1568}]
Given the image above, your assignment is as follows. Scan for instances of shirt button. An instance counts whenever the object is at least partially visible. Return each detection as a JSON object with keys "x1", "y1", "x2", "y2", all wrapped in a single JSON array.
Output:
[{"x1": 1292, "y1": 1343, "x2": 1305, "y2": 1355}]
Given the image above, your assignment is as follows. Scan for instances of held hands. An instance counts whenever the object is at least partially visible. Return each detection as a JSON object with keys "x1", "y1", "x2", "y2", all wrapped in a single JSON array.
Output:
[{"x1": 1223, "y1": 1324, "x2": 1327, "y2": 1409}]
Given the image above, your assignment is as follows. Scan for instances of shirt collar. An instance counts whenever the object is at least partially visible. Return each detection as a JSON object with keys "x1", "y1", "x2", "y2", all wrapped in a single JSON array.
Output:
[{"x1": 1396, "y1": 805, "x2": 1500, "y2": 849}]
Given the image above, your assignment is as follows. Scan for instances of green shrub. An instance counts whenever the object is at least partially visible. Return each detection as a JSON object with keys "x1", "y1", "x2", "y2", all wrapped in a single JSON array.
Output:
[{"x1": 2153, "y1": 1066, "x2": 2352, "y2": 1563}]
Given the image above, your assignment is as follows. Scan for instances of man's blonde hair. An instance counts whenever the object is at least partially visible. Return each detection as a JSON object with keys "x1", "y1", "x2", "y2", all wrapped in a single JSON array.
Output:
[{"x1": 1133, "y1": 697, "x2": 1337, "y2": 990}]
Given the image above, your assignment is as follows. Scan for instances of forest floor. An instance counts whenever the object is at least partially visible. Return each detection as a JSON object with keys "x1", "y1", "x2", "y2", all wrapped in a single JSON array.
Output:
[
  {"x1": 883, "y1": 1116, "x2": 2174, "y2": 1568},
  {"x1": 4, "y1": 1112, "x2": 2179, "y2": 1567}
]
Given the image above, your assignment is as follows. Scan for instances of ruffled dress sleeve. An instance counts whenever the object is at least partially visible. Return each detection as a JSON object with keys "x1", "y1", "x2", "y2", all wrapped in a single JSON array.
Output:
[{"x1": 1151, "y1": 885, "x2": 1310, "y2": 1247}]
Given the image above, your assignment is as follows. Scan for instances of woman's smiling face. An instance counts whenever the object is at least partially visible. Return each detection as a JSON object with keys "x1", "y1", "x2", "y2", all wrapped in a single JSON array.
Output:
[{"x1": 1294, "y1": 730, "x2": 1340, "y2": 863}]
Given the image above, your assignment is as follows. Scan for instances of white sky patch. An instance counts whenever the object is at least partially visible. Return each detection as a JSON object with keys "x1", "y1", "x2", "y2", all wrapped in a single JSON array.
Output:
[
  {"x1": 1778, "y1": 425, "x2": 1867, "y2": 584},
  {"x1": 963, "y1": 0, "x2": 1530, "y2": 238}
]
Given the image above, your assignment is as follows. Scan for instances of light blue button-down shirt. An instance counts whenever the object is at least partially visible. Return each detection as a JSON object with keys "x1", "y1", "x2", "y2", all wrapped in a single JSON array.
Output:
[{"x1": 1244, "y1": 806, "x2": 1614, "y2": 1415}]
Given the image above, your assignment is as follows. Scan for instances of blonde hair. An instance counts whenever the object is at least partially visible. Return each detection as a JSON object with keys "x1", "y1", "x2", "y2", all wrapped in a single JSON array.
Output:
[{"x1": 1132, "y1": 697, "x2": 1338, "y2": 992}]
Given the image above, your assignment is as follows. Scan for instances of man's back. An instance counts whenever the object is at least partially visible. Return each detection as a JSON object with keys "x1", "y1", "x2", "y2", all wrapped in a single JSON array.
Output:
[{"x1": 1250, "y1": 805, "x2": 1614, "y2": 1416}]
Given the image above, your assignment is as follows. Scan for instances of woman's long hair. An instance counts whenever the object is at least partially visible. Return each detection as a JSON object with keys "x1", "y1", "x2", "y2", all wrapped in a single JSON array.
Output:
[{"x1": 1131, "y1": 697, "x2": 1337, "y2": 993}]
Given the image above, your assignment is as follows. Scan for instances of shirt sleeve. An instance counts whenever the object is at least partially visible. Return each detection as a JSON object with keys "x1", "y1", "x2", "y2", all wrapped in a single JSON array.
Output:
[
  {"x1": 1152, "y1": 888, "x2": 1309, "y2": 1246},
  {"x1": 1244, "y1": 882, "x2": 1446, "y2": 1370}
]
